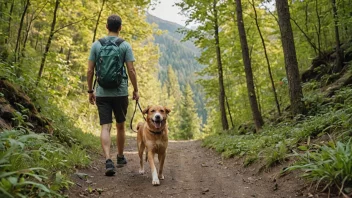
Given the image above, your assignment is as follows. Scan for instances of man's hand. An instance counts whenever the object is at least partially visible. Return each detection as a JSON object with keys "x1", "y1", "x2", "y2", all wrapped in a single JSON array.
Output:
[
  {"x1": 133, "y1": 90, "x2": 139, "y2": 101},
  {"x1": 89, "y1": 93, "x2": 96, "y2": 105}
]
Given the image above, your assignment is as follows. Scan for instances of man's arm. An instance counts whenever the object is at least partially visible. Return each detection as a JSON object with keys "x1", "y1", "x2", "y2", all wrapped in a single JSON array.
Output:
[
  {"x1": 87, "y1": 60, "x2": 96, "y2": 104},
  {"x1": 87, "y1": 60, "x2": 95, "y2": 90},
  {"x1": 126, "y1": 61, "x2": 139, "y2": 100}
]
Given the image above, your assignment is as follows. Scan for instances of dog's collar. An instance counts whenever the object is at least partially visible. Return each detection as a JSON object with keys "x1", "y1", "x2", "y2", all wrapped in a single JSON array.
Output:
[{"x1": 149, "y1": 129, "x2": 163, "y2": 135}]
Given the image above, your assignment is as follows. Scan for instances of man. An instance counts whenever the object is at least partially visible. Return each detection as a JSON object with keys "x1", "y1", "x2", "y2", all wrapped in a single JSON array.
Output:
[{"x1": 87, "y1": 14, "x2": 139, "y2": 176}]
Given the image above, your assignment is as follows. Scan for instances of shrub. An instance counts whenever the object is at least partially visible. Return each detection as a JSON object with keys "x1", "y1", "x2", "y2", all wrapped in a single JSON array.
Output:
[
  {"x1": 287, "y1": 139, "x2": 352, "y2": 195},
  {"x1": 0, "y1": 129, "x2": 90, "y2": 197}
]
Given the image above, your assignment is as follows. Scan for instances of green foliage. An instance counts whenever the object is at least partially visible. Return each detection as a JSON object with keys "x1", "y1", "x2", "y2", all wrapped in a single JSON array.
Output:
[
  {"x1": 261, "y1": 141, "x2": 288, "y2": 168},
  {"x1": 0, "y1": 129, "x2": 90, "y2": 197},
  {"x1": 287, "y1": 140, "x2": 352, "y2": 194},
  {"x1": 173, "y1": 84, "x2": 201, "y2": 140},
  {"x1": 203, "y1": 87, "x2": 352, "y2": 168}
]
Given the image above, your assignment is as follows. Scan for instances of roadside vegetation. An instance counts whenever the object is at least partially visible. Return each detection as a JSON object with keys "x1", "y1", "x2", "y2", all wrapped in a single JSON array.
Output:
[
  {"x1": 203, "y1": 73, "x2": 352, "y2": 195},
  {"x1": 175, "y1": 0, "x2": 352, "y2": 195},
  {"x1": 1, "y1": 0, "x2": 352, "y2": 197},
  {"x1": 0, "y1": 61, "x2": 100, "y2": 197}
]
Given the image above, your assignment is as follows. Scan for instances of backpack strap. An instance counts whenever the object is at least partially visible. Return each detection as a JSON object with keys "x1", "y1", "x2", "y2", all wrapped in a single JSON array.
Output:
[
  {"x1": 115, "y1": 38, "x2": 125, "y2": 46},
  {"x1": 98, "y1": 38, "x2": 125, "y2": 46},
  {"x1": 115, "y1": 38, "x2": 126, "y2": 62},
  {"x1": 98, "y1": 38, "x2": 107, "y2": 46}
]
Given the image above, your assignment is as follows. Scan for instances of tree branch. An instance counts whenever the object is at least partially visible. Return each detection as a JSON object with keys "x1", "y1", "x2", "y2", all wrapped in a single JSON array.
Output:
[
  {"x1": 290, "y1": 17, "x2": 321, "y2": 55},
  {"x1": 53, "y1": 16, "x2": 94, "y2": 34},
  {"x1": 32, "y1": 1, "x2": 49, "y2": 21},
  {"x1": 262, "y1": 5, "x2": 279, "y2": 24}
]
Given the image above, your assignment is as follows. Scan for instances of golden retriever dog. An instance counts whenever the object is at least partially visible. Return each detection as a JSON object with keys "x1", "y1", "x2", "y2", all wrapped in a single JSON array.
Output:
[{"x1": 136, "y1": 105, "x2": 171, "y2": 186}]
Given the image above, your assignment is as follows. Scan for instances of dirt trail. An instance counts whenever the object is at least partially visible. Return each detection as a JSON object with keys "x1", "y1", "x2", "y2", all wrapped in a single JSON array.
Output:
[{"x1": 68, "y1": 137, "x2": 308, "y2": 198}]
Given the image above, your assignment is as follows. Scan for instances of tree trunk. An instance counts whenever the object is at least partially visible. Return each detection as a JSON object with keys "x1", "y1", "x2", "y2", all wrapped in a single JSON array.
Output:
[
  {"x1": 15, "y1": 0, "x2": 30, "y2": 64},
  {"x1": 225, "y1": 95, "x2": 234, "y2": 129},
  {"x1": 92, "y1": 0, "x2": 106, "y2": 43},
  {"x1": 276, "y1": 0, "x2": 305, "y2": 116},
  {"x1": 213, "y1": 0, "x2": 229, "y2": 130},
  {"x1": 6, "y1": 0, "x2": 15, "y2": 44},
  {"x1": 37, "y1": 0, "x2": 59, "y2": 85},
  {"x1": 331, "y1": 0, "x2": 343, "y2": 73},
  {"x1": 0, "y1": 2, "x2": 6, "y2": 45},
  {"x1": 22, "y1": 18, "x2": 32, "y2": 57},
  {"x1": 250, "y1": 0, "x2": 281, "y2": 116},
  {"x1": 66, "y1": 48, "x2": 71, "y2": 65},
  {"x1": 235, "y1": 0, "x2": 264, "y2": 131},
  {"x1": 305, "y1": 1, "x2": 308, "y2": 32},
  {"x1": 34, "y1": 27, "x2": 40, "y2": 50},
  {"x1": 22, "y1": 1, "x2": 48, "y2": 58},
  {"x1": 315, "y1": 0, "x2": 322, "y2": 57}
]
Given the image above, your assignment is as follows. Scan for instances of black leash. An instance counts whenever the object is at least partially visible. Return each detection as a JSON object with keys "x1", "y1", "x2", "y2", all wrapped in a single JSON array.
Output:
[{"x1": 130, "y1": 100, "x2": 146, "y2": 133}]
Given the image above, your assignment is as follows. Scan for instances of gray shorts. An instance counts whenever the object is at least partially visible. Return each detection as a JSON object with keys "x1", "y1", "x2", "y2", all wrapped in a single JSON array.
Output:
[{"x1": 96, "y1": 96, "x2": 128, "y2": 125}]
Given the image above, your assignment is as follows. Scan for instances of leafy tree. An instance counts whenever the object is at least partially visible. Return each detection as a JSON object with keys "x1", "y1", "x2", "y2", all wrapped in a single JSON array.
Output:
[
  {"x1": 249, "y1": 0, "x2": 281, "y2": 116},
  {"x1": 235, "y1": 0, "x2": 264, "y2": 131},
  {"x1": 276, "y1": 0, "x2": 305, "y2": 116},
  {"x1": 37, "y1": 0, "x2": 59, "y2": 85},
  {"x1": 166, "y1": 65, "x2": 181, "y2": 102},
  {"x1": 176, "y1": 0, "x2": 229, "y2": 130}
]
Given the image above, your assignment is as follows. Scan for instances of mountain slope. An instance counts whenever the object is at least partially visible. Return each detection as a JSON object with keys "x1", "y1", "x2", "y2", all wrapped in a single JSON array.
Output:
[
  {"x1": 146, "y1": 14, "x2": 207, "y2": 123},
  {"x1": 146, "y1": 14, "x2": 199, "y2": 54}
]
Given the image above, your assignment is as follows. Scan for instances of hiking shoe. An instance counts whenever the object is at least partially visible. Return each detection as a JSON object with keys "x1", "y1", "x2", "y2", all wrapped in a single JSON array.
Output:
[
  {"x1": 117, "y1": 155, "x2": 127, "y2": 168},
  {"x1": 105, "y1": 159, "x2": 116, "y2": 176}
]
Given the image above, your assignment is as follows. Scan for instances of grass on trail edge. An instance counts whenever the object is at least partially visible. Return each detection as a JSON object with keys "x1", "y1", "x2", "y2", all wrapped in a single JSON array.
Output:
[
  {"x1": 0, "y1": 73, "x2": 101, "y2": 197},
  {"x1": 202, "y1": 87, "x2": 352, "y2": 194}
]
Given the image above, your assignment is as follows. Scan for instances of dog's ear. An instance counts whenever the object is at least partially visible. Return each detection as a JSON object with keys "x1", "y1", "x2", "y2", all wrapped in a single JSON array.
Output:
[
  {"x1": 164, "y1": 106, "x2": 171, "y2": 114},
  {"x1": 142, "y1": 106, "x2": 150, "y2": 115}
]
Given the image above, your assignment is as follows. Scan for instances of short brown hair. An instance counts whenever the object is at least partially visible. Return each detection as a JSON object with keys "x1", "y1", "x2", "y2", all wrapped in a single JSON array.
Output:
[{"x1": 107, "y1": 15, "x2": 122, "y2": 32}]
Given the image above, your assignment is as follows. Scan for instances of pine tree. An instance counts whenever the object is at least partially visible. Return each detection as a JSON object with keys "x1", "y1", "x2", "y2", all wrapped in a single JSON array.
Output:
[
  {"x1": 177, "y1": 84, "x2": 200, "y2": 140},
  {"x1": 162, "y1": 65, "x2": 181, "y2": 139},
  {"x1": 166, "y1": 65, "x2": 181, "y2": 101}
]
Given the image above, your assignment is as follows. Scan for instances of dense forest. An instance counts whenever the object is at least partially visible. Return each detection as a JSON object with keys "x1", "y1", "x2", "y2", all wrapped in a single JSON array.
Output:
[
  {"x1": 176, "y1": 0, "x2": 352, "y2": 196},
  {"x1": 0, "y1": 0, "x2": 352, "y2": 197}
]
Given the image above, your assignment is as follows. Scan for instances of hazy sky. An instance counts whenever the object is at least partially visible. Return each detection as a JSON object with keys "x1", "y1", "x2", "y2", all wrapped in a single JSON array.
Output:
[{"x1": 148, "y1": 0, "x2": 188, "y2": 27}]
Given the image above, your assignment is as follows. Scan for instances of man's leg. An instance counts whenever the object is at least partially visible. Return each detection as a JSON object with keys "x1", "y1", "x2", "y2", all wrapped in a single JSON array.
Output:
[
  {"x1": 100, "y1": 123, "x2": 115, "y2": 176},
  {"x1": 116, "y1": 122, "x2": 127, "y2": 167},
  {"x1": 96, "y1": 97, "x2": 115, "y2": 176},
  {"x1": 113, "y1": 96, "x2": 128, "y2": 167},
  {"x1": 116, "y1": 122, "x2": 125, "y2": 156},
  {"x1": 101, "y1": 124, "x2": 112, "y2": 160}
]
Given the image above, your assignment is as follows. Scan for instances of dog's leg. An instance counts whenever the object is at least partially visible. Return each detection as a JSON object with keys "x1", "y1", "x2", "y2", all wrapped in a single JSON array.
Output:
[
  {"x1": 148, "y1": 151, "x2": 160, "y2": 186},
  {"x1": 158, "y1": 153, "x2": 166, "y2": 180},
  {"x1": 138, "y1": 142, "x2": 145, "y2": 174}
]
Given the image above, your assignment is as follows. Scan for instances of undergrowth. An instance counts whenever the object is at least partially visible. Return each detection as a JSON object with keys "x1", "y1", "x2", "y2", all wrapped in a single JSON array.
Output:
[
  {"x1": 203, "y1": 86, "x2": 352, "y2": 181},
  {"x1": 0, "y1": 129, "x2": 90, "y2": 197},
  {"x1": 287, "y1": 139, "x2": 352, "y2": 195},
  {"x1": 0, "y1": 59, "x2": 100, "y2": 196}
]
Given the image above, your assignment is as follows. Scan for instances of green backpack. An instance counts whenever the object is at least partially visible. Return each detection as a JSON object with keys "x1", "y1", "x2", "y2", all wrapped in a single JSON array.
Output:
[{"x1": 95, "y1": 38, "x2": 127, "y2": 89}]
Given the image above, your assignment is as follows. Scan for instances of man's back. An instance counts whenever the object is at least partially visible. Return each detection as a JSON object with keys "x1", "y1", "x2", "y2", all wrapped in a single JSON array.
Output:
[{"x1": 88, "y1": 36, "x2": 135, "y2": 97}]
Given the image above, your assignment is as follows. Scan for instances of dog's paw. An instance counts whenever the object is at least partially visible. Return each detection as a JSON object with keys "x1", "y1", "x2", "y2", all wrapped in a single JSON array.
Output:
[
  {"x1": 152, "y1": 179, "x2": 160, "y2": 186},
  {"x1": 139, "y1": 168, "x2": 145, "y2": 174},
  {"x1": 158, "y1": 174, "x2": 165, "y2": 180}
]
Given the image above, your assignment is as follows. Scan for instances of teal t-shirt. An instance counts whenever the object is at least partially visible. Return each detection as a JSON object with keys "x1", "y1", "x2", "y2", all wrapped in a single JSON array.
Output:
[{"x1": 88, "y1": 36, "x2": 135, "y2": 97}]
